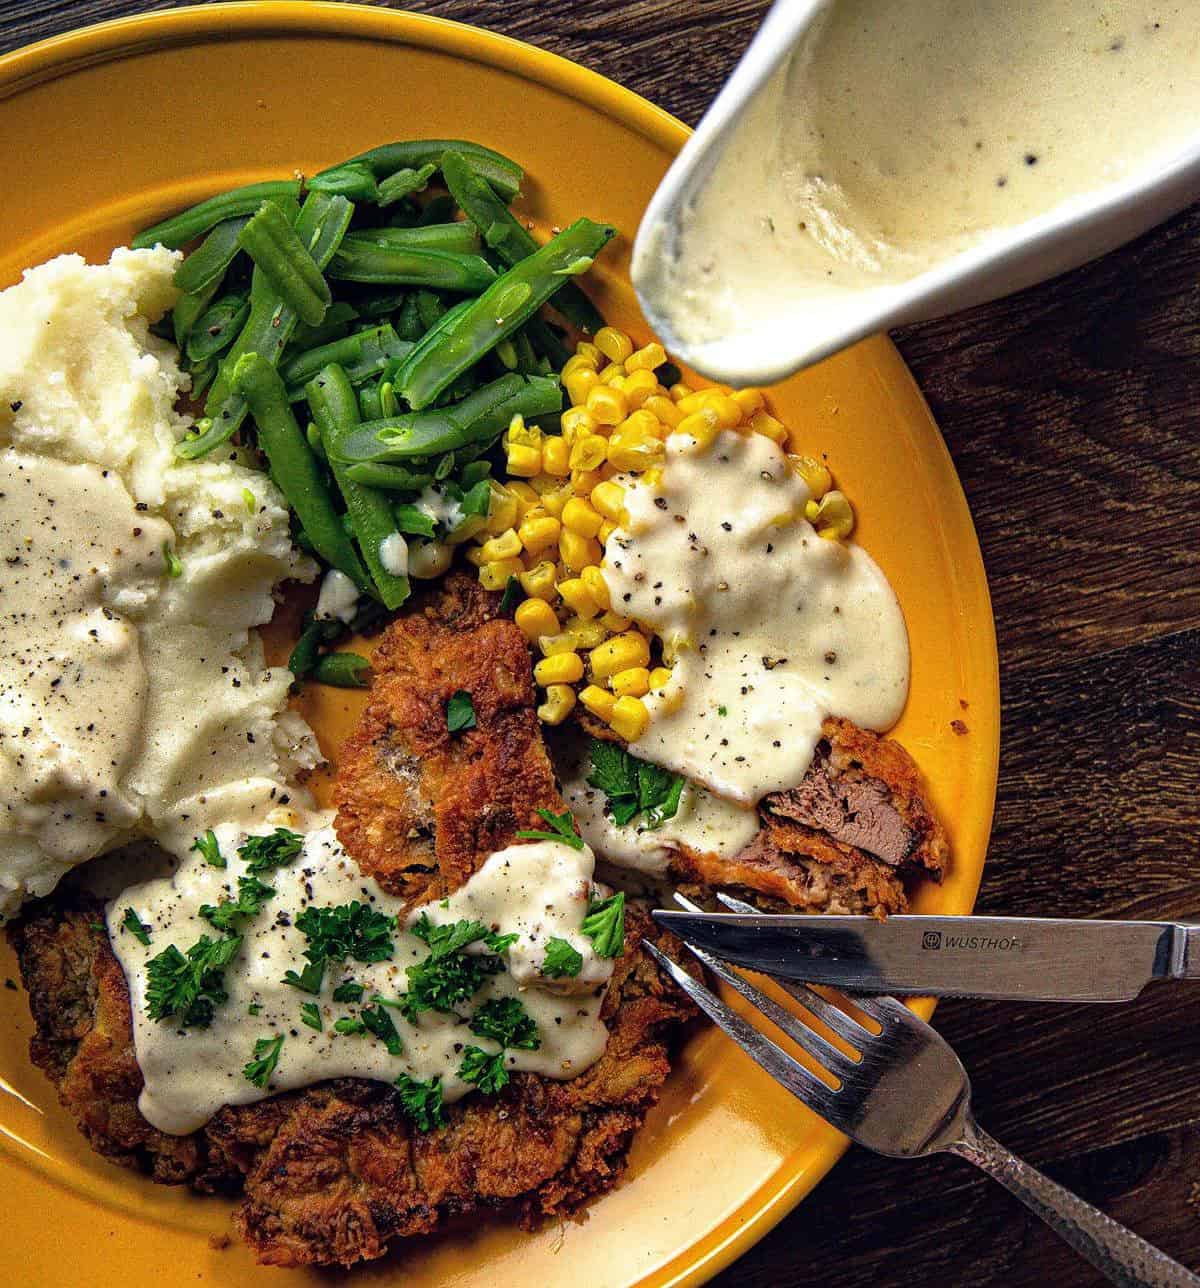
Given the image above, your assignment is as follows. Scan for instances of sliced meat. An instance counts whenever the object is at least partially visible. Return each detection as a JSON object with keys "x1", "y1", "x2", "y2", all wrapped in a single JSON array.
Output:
[
  {"x1": 764, "y1": 717, "x2": 948, "y2": 879},
  {"x1": 334, "y1": 573, "x2": 560, "y2": 909}
]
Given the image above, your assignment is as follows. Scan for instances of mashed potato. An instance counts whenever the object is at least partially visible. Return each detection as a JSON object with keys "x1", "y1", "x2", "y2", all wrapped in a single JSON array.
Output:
[{"x1": 0, "y1": 247, "x2": 318, "y2": 917}]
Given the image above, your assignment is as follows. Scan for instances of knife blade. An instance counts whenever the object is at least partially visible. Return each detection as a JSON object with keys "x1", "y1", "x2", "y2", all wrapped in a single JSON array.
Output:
[{"x1": 650, "y1": 912, "x2": 1200, "y2": 1001}]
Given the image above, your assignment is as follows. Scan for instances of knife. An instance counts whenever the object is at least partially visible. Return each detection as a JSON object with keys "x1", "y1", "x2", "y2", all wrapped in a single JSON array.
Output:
[{"x1": 650, "y1": 912, "x2": 1200, "y2": 1001}]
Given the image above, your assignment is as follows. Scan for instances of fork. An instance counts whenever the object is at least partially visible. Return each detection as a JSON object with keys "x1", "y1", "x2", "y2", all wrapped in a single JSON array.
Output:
[{"x1": 647, "y1": 892, "x2": 1199, "y2": 1287}]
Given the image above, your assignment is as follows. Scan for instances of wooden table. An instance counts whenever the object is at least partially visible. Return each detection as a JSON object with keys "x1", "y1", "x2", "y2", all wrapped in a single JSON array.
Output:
[{"x1": 4, "y1": 2, "x2": 1199, "y2": 1283}]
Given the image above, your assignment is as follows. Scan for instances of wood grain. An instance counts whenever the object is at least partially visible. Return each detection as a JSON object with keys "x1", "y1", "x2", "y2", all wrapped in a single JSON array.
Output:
[{"x1": 3, "y1": 3, "x2": 1200, "y2": 1285}]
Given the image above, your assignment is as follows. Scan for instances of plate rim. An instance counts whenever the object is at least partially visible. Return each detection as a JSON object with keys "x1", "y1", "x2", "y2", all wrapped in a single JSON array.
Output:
[{"x1": 0, "y1": 4, "x2": 1000, "y2": 1285}]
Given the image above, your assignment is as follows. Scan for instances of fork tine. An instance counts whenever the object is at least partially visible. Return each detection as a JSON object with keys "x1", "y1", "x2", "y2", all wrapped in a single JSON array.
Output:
[
  {"x1": 675, "y1": 937, "x2": 861, "y2": 1073},
  {"x1": 642, "y1": 942, "x2": 844, "y2": 1121}
]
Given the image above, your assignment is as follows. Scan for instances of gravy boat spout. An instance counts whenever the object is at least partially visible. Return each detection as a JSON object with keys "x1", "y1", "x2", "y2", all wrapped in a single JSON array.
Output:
[{"x1": 632, "y1": 0, "x2": 1200, "y2": 388}]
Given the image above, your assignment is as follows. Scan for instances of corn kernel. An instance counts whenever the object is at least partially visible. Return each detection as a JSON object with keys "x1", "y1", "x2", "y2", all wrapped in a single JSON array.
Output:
[
  {"x1": 599, "y1": 519, "x2": 618, "y2": 542},
  {"x1": 542, "y1": 485, "x2": 574, "y2": 517},
  {"x1": 561, "y1": 496, "x2": 604, "y2": 539},
  {"x1": 607, "y1": 428, "x2": 665, "y2": 472},
  {"x1": 514, "y1": 597, "x2": 559, "y2": 641},
  {"x1": 517, "y1": 513, "x2": 561, "y2": 555},
  {"x1": 485, "y1": 481, "x2": 519, "y2": 535},
  {"x1": 536, "y1": 437, "x2": 566, "y2": 478},
  {"x1": 677, "y1": 391, "x2": 741, "y2": 428},
  {"x1": 564, "y1": 368, "x2": 598, "y2": 405},
  {"x1": 645, "y1": 394, "x2": 684, "y2": 428},
  {"x1": 464, "y1": 544, "x2": 487, "y2": 567},
  {"x1": 749, "y1": 410, "x2": 788, "y2": 444},
  {"x1": 478, "y1": 528, "x2": 522, "y2": 562},
  {"x1": 580, "y1": 566, "x2": 611, "y2": 611},
  {"x1": 534, "y1": 651, "x2": 584, "y2": 685},
  {"x1": 557, "y1": 577, "x2": 600, "y2": 621},
  {"x1": 508, "y1": 480, "x2": 538, "y2": 505},
  {"x1": 445, "y1": 514, "x2": 486, "y2": 545},
  {"x1": 676, "y1": 407, "x2": 721, "y2": 450},
  {"x1": 600, "y1": 610, "x2": 631, "y2": 632},
  {"x1": 519, "y1": 559, "x2": 558, "y2": 601},
  {"x1": 609, "y1": 695, "x2": 650, "y2": 741},
  {"x1": 579, "y1": 684, "x2": 617, "y2": 720},
  {"x1": 562, "y1": 353, "x2": 598, "y2": 379},
  {"x1": 567, "y1": 433, "x2": 607, "y2": 473},
  {"x1": 479, "y1": 557, "x2": 524, "y2": 591},
  {"x1": 505, "y1": 415, "x2": 541, "y2": 448},
  {"x1": 598, "y1": 362, "x2": 627, "y2": 387},
  {"x1": 809, "y1": 490, "x2": 855, "y2": 540},
  {"x1": 575, "y1": 341, "x2": 603, "y2": 365},
  {"x1": 506, "y1": 442, "x2": 542, "y2": 477},
  {"x1": 539, "y1": 632, "x2": 576, "y2": 656},
  {"x1": 625, "y1": 341, "x2": 668, "y2": 374},
  {"x1": 733, "y1": 388, "x2": 765, "y2": 417},
  {"x1": 611, "y1": 666, "x2": 650, "y2": 698},
  {"x1": 561, "y1": 406, "x2": 596, "y2": 439},
  {"x1": 590, "y1": 480, "x2": 626, "y2": 522},
  {"x1": 623, "y1": 368, "x2": 659, "y2": 409},
  {"x1": 560, "y1": 528, "x2": 602, "y2": 572},
  {"x1": 594, "y1": 326, "x2": 634, "y2": 364},
  {"x1": 789, "y1": 454, "x2": 832, "y2": 498},
  {"x1": 537, "y1": 683, "x2": 577, "y2": 726},
  {"x1": 670, "y1": 381, "x2": 693, "y2": 401},
  {"x1": 571, "y1": 467, "x2": 605, "y2": 495},
  {"x1": 649, "y1": 666, "x2": 672, "y2": 691},
  {"x1": 586, "y1": 385, "x2": 628, "y2": 426},
  {"x1": 590, "y1": 631, "x2": 651, "y2": 680},
  {"x1": 564, "y1": 616, "x2": 608, "y2": 650}
]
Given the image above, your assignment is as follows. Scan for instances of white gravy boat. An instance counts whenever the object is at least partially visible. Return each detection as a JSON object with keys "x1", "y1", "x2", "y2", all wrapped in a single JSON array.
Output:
[{"x1": 631, "y1": 0, "x2": 1200, "y2": 387}]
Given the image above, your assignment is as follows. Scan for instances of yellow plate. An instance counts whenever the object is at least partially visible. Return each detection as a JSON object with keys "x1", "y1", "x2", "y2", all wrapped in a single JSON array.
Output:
[{"x1": 0, "y1": 5, "x2": 998, "y2": 1284}]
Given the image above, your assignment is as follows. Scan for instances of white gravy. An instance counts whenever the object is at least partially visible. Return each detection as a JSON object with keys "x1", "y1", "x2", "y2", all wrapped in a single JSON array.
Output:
[
  {"x1": 111, "y1": 816, "x2": 613, "y2": 1135},
  {"x1": 602, "y1": 430, "x2": 908, "y2": 804},
  {"x1": 640, "y1": 1, "x2": 1200, "y2": 352}
]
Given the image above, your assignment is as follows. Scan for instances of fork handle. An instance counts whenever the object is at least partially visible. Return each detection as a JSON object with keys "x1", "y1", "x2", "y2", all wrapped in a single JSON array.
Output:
[{"x1": 951, "y1": 1118, "x2": 1199, "y2": 1287}]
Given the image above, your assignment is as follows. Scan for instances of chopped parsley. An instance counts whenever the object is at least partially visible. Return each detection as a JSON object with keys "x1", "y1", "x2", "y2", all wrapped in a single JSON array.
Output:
[
  {"x1": 542, "y1": 937, "x2": 583, "y2": 979},
  {"x1": 581, "y1": 891, "x2": 625, "y2": 959},
  {"x1": 295, "y1": 902, "x2": 397, "y2": 966},
  {"x1": 162, "y1": 542, "x2": 183, "y2": 579},
  {"x1": 88, "y1": 921, "x2": 105, "y2": 933},
  {"x1": 281, "y1": 958, "x2": 325, "y2": 995},
  {"x1": 393, "y1": 503, "x2": 437, "y2": 538},
  {"x1": 145, "y1": 933, "x2": 242, "y2": 1028},
  {"x1": 332, "y1": 980, "x2": 365, "y2": 1003},
  {"x1": 446, "y1": 689, "x2": 477, "y2": 733},
  {"x1": 516, "y1": 807, "x2": 585, "y2": 850},
  {"x1": 360, "y1": 1003, "x2": 404, "y2": 1055},
  {"x1": 238, "y1": 827, "x2": 304, "y2": 874},
  {"x1": 299, "y1": 1002, "x2": 323, "y2": 1031},
  {"x1": 498, "y1": 575, "x2": 521, "y2": 614},
  {"x1": 586, "y1": 740, "x2": 684, "y2": 830},
  {"x1": 121, "y1": 907, "x2": 151, "y2": 946},
  {"x1": 717, "y1": 704, "x2": 728, "y2": 717},
  {"x1": 394, "y1": 1073, "x2": 446, "y2": 1132},
  {"x1": 248, "y1": 1002, "x2": 262, "y2": 1016},
  {"x1": 190, "y1": 829, "x2": 225, "y2": 868},
  {"x1": 410, "y1": 912, "x2": 516, "y2": 957},
  {"x1": 458, "y1": 1045, "x2": 509, "y2": 1095},
  {"x1": 468, "y1": 996, "x2": 540, "y2": 1051},
  {"x1": 199, "y1": 874, "x2": 276, "y2": 932},
  {"x1": 401, "y1": 915, "x2": 515, "y2": 1021},
  {"x1": 333, "y1": 1016, "x2": 366, "y2": 1037},
  {"x1": 242, "y1": 1034, "x2": 284, "y2": 1088}
]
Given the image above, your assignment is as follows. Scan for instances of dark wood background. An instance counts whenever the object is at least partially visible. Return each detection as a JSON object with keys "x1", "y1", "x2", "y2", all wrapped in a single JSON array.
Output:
[{"x1": 3, "y1": 2, "x2": 1199, "y2": 1284}]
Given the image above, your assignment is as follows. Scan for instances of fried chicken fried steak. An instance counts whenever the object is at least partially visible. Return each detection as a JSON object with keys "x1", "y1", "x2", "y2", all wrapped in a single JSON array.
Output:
[{"x1": 9, "y1": 573, "x2": 949, "y2": 1267}]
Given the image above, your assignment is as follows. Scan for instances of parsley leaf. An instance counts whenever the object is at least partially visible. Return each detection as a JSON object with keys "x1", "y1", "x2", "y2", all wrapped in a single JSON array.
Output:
[
  {"x1": 458, "y1": 477, "x2": 492, "y2": 520},
  {"x1": 190, "y1": 829, "x2": 225, "y2": 868},
  {"x1": 458, "y1": 1045, "x2": 509, "y2": 1095},
  {"x1": 281, "y1": 958, "x2": 326, "y2": 994},
  {"x1": 242, "y1": 1034, "x2": 284, "y2": 1088},
  {"x1": 332, "y1": 980, "x2": 364, "y2": 1003},
  {"x1": 299, "y1": 1002, "x2": 323, "y2": 1031},
  {"x1": 248, "y1": 1002, "x2": 262, "y2": 1016},
  {"x1": 581, "y1": 891, "x2": 625, "y2": 959},
  {"x1": 200, "y1": 874, "x2": 276, "y2": 932},
  {"x1": 394, "y1": 1073, "x2": 446, "y2": 1132},
  {"x1": 585, "y1": 740, "x2": 684, "y2": 831},
  {"x1": 468, "y1": 996, "x2": 540, "y2": 1050},
  {"x1": 498, "y1": 575, "x2": 521, "y2": 614},
  {"x1": 238, "y1": 827, "x2": 304, "y2": 874},
  {"x1": 401, "y1": 916, "x2": 513, "y2": 1021},
  {"x1": 542, "y1": 937, "x2": 583, "y2": 979},
  {"x1": 121, "y1": 907, "x2": 151, "y2": 946},
  {"x1": 516, "y1": 807, "x2": 585, "y2": 850},
  {"x1": 334, "y1": 1016, "x2": 367, "y2": 1037},
  {"x1": 295, "y1": 902, "x2": 397, "y2": 965},
  {"x1": 446, "y1": 690, "x2": 476, "y2": 733},
  {"x1": 392, "y1": 503, "x2": 437, "y2": 538},
  {"x1": 146, "y1": 934, "x2": 242, "y2": 1027},
  {"x1": 360, "y1": 1003, "x2": 404, "y2": 1055},
  {"x1": 410, "y1": 913, "x2": 516, "y2": 957}
]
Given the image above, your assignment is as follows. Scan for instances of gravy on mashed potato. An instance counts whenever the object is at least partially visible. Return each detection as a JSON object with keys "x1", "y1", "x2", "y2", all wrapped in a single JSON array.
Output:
[{"x1": 0, "y1": 248, "x2": 318, "y2": 917}]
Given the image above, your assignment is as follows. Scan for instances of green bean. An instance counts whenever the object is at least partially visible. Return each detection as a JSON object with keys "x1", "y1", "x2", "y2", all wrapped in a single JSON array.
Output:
[
  {"x1": 359, "y1": 382, "x2": 384, "y2": 421},
  {"x1": 288, "y1": 301, "x2": 360, "y2": 351},
  {"x1": 282, "y1": 324, "x2": 412, "y2": 399},
  {"x1": 418, "y1": 194, "x2": 458, "y2": 226},
  {"x1": 133, "y1": 179, "x2": 302, "y2": 250},
  {"x1": 346, "y1": 287, "x2": 407, "y2": 320},
  {"x1": 180, "y1": 192, "x2": 354, "y2": 460},
  {"x1": 415, "y1": 290, "x2": 447, "y2": 331},
  {"x1": 233, "y1": 352, "x2": 372, "y2": 592},
  {"x1": 395, "y1": 218, "x2": 614, "y2": 410},
  {"x1": 307, "y1": 162, "x2": 379, "y2": 202},
  {"x1": 344, "y1": 462, "x2": 435, "y2": 491},
  {"x1": 352, "y1": 222, "x2": 481, "y2": 255},
  {"x1": 237, "y1": 201, "x2": 332, "y2": 326},
  {"x1": 328, "y1": 239, "x2": 496, "y2": 293},
  {"x1": 377, "y1": 162, "x2": 436, "y2": 207},
  {"x1": 307, "y1": 364, "x2": 410, "y2": 610},
  {"x1": 312, "y1": 652, "x2": 371, "y2": 688},
  {"x1": 395, "y1": 294, "x2": 423, "y2": 340},
  {"x1": 525, "y1": 316, "x2": 573, "y2": 370},
  {"x1": 187, "y1": 358, "x2": 217, "y2": 402},
  {"x1": 173, "y1": 216, "x2": 250, "y2": 295},
  {"x1": 288, "y1": 615, "x2": 345, "y2": 679},
  {"x1": 172, "y1": 279, "x2": 219, "y2": 351},
  {"x1": 315, "y1": 140, "x2": 523, "y2": 202},
  {"x1": 441, "y1": 151, "x2": 605, "y2": 334},
  {"x1": 331, "y1": 372, "x2": 561, "y2": 463},
  {"x1": 186, "y1": 291, "x2": 250, "y2": 364}
]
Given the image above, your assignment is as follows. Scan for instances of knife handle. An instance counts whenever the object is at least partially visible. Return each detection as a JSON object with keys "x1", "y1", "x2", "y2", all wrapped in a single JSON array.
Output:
[{"x1": 952, "y1": 1118, "x2": 1200, "y2": 1286}]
